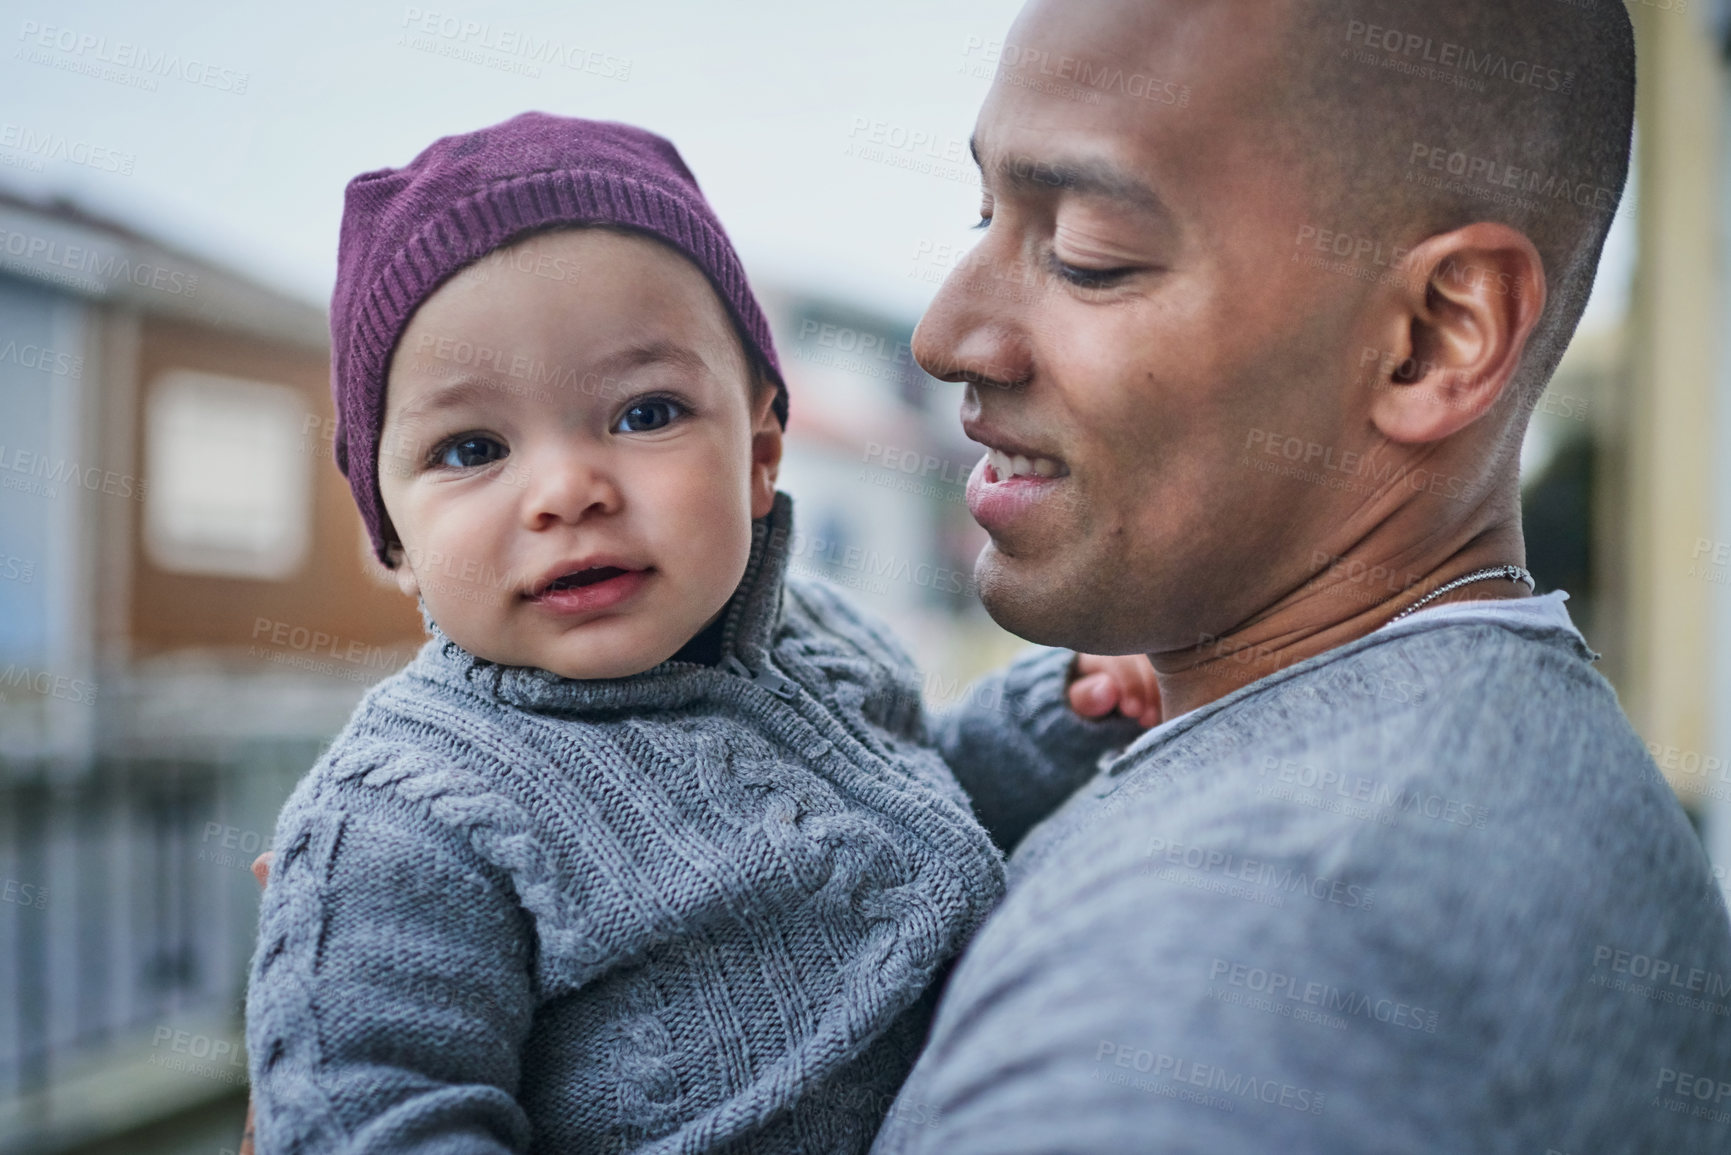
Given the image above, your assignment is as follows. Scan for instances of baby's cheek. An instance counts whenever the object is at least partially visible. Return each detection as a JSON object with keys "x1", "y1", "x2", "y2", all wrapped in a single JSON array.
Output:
[
  {"x1": 665, "y1": 510, "x2": 752, "y2": 615},
  {"x1": 427, "y1": 590, "x2": 510, "y2": 664}
]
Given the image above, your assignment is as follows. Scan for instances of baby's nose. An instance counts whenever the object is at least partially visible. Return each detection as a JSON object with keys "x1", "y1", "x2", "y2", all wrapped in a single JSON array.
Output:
[{"x1": 520, "y1": 451, "x2": 622, "y2": 527}]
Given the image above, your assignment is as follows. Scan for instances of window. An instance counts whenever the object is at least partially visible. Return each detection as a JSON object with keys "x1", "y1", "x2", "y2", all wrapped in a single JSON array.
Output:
[{"x1": 143, "y1": 371, "x2": 311, "y2": 580}]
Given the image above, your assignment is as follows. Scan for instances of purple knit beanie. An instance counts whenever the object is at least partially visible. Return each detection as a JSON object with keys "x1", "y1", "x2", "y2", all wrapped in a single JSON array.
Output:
[{"x1": 330, "y1": 111, "x2": 787, "y2": 565}]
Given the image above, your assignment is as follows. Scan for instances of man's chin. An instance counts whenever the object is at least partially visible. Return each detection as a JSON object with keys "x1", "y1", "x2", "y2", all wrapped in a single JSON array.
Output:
[
  {"x1": 976, "y1": 536, "x2": 1163, "y2": 654},
  {"x1": 974, "y1": 542, "x2": 1129, "y2": 654}
]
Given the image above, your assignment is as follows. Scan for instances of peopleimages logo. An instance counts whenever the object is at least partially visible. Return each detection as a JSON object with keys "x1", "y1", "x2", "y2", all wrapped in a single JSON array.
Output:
[
  {"x1": 247, "y1": 618, "x2": 413, "y2": 685},
  {"x1": 16, "y1": 21, "x2": 250, "y2": 93},
  {"x1": 1093, "y1": 1041, "x2": 1326, "y2": 1116},
  {"x1": 957, "y1": 37, "x2": 1187, "y2": 106},
  {"x1": 1142, "y1": 834, "x2": 1375, "y2": 911},
  {"x1": 0, "y1": 122, "x2": 136, "y2": 174},
  {"x1": 148, "y1": 1026, "x2": 248, "y2": 1087},
  {"x1": 0, "y1": 227, "x2": 198, "y2": 297},
  {"x1": 1407, "y1": 143, "x2": 1617, "y2": 215},
  {"x1": 0, "y1": 443, "x2": 148, "y2": 502},
  {"x1": 1, "y1": 879, "x2": 48, "y2": 911},
  {"x1": 1592, "y1": 946, "x2": 1731, "y2": 1001},
  {"x1": 0, "y1": 665, "x2": 96, "y2": 705},
  {"x1": 398, "y1": 7, "x2": 632, "y2": 80},
  {"x1": 1207, "y1": 957, "x2": 1441, "y2": 1034},
  {"x1": 1343, "y1": 19, "x2": 1573, "y2": 94},
  {"x1": 1256, "y1": 756, "x2": 1488, "y2": 829},
  {"x1": 1654, "y1": 1067, "x2": 1731, "y2": 1125},
  {"x1": 1241, "y1": 426, "x2": 1480, "y2": 505},
  {"x1": 0, "y1": 338, "x2": 81, "y2": 377}
]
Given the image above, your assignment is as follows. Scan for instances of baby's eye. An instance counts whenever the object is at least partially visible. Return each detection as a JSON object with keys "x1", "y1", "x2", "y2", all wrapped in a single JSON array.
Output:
[
  {"x1": 436, "y1": 435, "x2": 508, "y2": 469},
  {"x1": 614, "y1": 398, "x2": 684, "y2": 434}
]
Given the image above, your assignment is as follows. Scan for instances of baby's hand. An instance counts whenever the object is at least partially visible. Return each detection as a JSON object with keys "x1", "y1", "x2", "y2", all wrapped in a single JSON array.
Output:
[
  {"x1": 1068, "y1": 653, "x2": 1161, "y2": 728},
  {"x1": 236, "y1": 851, "x2": 274, "y2": 1155}
]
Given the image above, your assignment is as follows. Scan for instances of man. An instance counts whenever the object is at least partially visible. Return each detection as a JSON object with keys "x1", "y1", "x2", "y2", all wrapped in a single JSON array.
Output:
[{"x1": 871, "y1": 0, "x2": 1731, "y2": 1151}]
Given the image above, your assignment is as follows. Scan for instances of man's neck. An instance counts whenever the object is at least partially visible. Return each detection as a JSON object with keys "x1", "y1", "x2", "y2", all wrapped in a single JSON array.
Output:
[{"x1": 1150, "y1": 521, "x2": 1531, "y2": 720}]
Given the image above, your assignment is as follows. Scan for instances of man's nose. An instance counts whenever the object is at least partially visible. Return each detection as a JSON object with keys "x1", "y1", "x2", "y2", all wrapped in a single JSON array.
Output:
[
  {"x1": 911, "y1": 239, "x2": 1035, "y2": 392},
  {"x1": 519, "y1": 446, "x2": 622, "y2": 528}
]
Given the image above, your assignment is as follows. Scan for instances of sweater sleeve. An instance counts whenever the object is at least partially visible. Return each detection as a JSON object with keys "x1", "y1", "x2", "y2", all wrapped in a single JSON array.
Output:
[
  {"x1": 246, "y1": 774, "x2": 536, "y2": 1155},
  {"x1": 932, "y1": 647, "x2": 1144, "y2": 851}
]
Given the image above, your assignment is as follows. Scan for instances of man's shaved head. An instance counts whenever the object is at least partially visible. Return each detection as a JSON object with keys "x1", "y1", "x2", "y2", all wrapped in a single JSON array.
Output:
[{"x1": 1279, "y1": 0, "x2": 1635, "y2": 392}]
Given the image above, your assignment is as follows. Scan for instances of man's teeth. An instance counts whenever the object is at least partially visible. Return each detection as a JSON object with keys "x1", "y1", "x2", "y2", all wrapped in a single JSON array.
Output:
[{"x1": 985, "y1": 447, "x2": 1063, "y2": 479}]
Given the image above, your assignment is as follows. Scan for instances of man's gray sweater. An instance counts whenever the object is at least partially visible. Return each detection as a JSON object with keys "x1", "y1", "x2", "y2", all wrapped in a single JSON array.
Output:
[
  {"x1": 244, "y1": 492, "x2": 1137, "y2": 1154},
  {"x1": 873, "y1": 603, "x2": 1731, "y2": 1154}
]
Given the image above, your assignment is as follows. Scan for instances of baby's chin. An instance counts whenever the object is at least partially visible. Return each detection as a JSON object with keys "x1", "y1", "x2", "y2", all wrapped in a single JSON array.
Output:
[{"x1": 446, "y1": 618, "x2": 691, "y2": 682}]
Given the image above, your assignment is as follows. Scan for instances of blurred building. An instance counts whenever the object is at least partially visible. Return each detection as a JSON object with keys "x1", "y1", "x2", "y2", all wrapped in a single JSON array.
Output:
[
  {"x1": 0, "y1": 190, "x2": 421, "y2": 1155},
  {"x1": 1607, "y1": 4, "x2": 1731, "y2": 895}
]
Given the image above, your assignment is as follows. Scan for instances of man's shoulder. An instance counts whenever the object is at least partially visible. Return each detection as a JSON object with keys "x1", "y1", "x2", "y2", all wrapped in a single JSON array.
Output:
[
  {"x1": 1229, "y1": 613, "x2": 1617, "y2": 760},
  {"x1": 1023, "y1": 617, "x2": 1647, "y2": 864},
  {"x1": 1066, "y1": 619, "x2": 1634, "y2": 827},
  {"x1": 997, "y1": 612, "x2": 1725, "y2": 1033},
  {"x1": 881, "y1": 621, "x2": 1731, "y2": 1153}
]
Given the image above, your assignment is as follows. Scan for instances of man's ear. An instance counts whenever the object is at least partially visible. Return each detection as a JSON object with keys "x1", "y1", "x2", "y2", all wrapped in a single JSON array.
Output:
[
  {"x1": 1362, "y1": 222, "x2": 1546, "y2": 445},
  {"x1": 749, "y1": 379, "x2": 784, "y2": 520}
]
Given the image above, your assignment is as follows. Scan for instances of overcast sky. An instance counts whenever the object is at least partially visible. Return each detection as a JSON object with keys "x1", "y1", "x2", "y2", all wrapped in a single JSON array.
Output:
[{"x1": 0, "y1": 0, "x2": 1631, "y2": 329}]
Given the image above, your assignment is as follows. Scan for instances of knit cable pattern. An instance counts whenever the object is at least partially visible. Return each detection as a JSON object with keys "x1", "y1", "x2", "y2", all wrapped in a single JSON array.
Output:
[{"x1": 246, "y1": 493, "x2": 1013, "y2": 1154}]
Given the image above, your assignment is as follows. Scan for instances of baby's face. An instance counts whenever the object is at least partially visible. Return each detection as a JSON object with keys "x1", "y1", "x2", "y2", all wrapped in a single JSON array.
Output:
[{"x1": 376, "y1": 228, "x2": 781, "y2": 680}]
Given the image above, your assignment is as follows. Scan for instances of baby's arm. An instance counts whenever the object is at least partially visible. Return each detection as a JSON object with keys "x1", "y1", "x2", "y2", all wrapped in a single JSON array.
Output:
[
  {"x1": 930, "y1": 649, "x2": 1153, "y2": 851},
  {"x1": 247, "y1": 773, "x2": 536, "y2": 1154}
]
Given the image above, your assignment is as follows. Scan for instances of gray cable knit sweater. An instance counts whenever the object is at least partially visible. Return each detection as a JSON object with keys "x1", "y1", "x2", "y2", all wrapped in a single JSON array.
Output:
[{"x1": 245, "y1": 492, "x2": 1138, "y2": 1154}]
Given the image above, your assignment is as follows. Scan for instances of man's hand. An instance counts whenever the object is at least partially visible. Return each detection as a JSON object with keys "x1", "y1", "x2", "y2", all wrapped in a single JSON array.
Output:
[
  {"x1": 237, "y1": 851, "x2": 274, "y2": 1155},
  {"x1": 1068, "y1": 654, "x2": 1161, "y2": 728}
]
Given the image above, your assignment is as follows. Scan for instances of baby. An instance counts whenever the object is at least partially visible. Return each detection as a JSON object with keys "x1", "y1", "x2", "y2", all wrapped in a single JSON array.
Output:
[{"x1": 245, "y1": 113, "x2": 1151, "y2": 1154}]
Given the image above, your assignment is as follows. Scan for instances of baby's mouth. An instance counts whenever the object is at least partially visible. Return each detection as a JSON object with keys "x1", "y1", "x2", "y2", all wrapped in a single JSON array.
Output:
[
  {"x1": 524, "y1": 563, "x2": 652, "y2": 614},
  {"x1": 541, "y1": 566, "x2": 628, "y2": 593}
]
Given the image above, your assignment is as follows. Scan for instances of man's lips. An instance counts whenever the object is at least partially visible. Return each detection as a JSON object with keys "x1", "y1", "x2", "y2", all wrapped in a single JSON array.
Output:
[
  {"x1": 965, "y1": 435, "x2": 1073, "y2": 533},
  {"x1": 980, "y1": 446, "x2": 1068, "y2": 481},
  {"x1": 962, "y1": 420, "x2": 1070, "y2": 481}
]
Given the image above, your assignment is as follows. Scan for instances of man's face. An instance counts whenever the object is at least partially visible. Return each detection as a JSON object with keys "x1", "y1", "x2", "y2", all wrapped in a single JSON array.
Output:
[
  {"x1": 917, "y1": 0, "x2": 1376, "y2": 655},
  {"x1": 376, "y1": 228, "x2": 778, "y2": 680}
]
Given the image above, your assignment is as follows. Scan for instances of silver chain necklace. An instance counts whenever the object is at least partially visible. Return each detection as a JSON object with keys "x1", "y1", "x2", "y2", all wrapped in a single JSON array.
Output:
[{"x1": 1387, "y1": 564, "x2": 1536, "y2": 625}]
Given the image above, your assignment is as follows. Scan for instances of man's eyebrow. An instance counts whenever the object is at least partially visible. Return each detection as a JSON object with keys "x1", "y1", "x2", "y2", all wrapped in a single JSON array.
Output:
[{"x1": 970, "y1": 135, "x2": 1169, "y2": 215}]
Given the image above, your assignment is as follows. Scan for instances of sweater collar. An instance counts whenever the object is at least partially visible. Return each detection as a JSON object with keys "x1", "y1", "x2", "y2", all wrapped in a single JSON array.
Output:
[
  {"x1": 408, "y1": 490, "x2": 795, "y2": 712},
  {"x1": 1103, "y1": 594, "x2": 1597, "y2": 774}
]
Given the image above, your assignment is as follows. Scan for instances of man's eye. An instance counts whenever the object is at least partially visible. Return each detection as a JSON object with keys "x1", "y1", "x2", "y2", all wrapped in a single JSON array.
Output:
[
  {"x1": 1050, "y1": 256, "x2": 1135, "y2": 291},
  {"x1": 615, "y1": 398, "x2": 684, "y2": 433},
  {"x1": 972, "y1": 213, "x2": 993, "y2": 231},
  {"x1": 436, "y1": 435, "x2": 508, "y2": 469}
]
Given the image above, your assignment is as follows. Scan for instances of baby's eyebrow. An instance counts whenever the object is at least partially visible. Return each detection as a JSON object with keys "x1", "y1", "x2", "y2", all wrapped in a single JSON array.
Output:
[
  {"x1": 390, "y1": 376, "x2": 509, "y2": 426},
  {"x1": 390, "y1": 339, "x2": 713, "y2": 427},
  {"x1": 590, "y1": 339, "x2": 713, "y2": 379}
]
